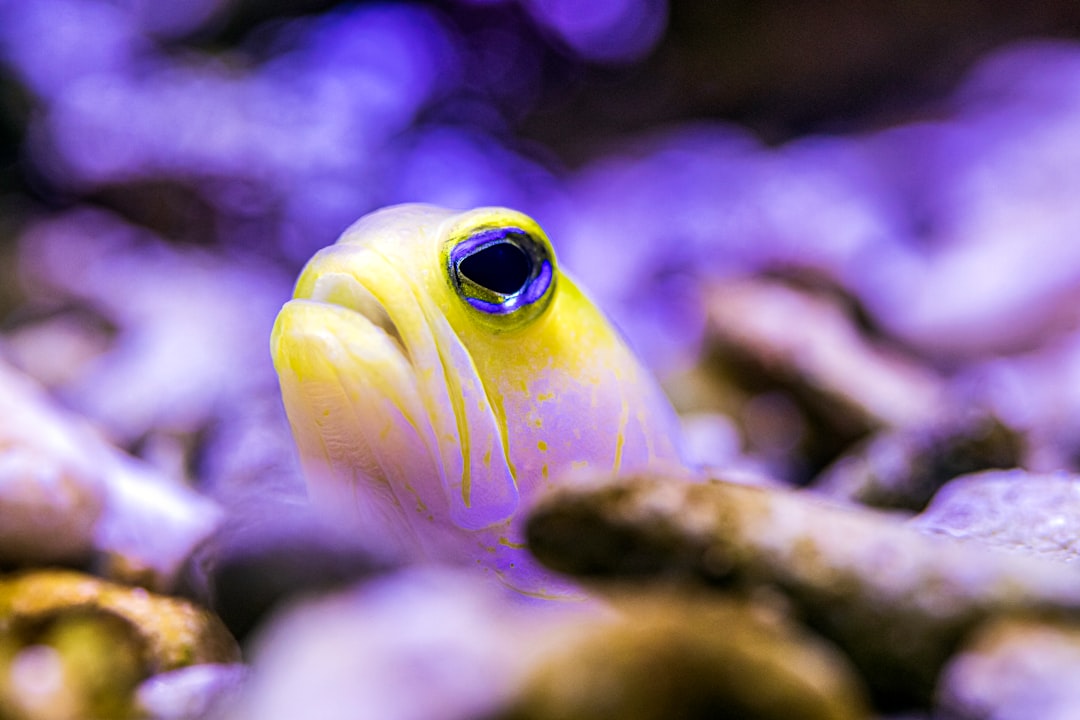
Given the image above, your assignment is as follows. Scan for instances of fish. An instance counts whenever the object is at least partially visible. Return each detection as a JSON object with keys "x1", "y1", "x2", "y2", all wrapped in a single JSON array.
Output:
[{"x1": 271, "y1": 204, "x2": 684, "y2": 597}]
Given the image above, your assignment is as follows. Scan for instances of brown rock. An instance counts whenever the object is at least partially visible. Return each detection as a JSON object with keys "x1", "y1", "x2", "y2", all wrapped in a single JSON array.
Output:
[
  {"x1": 938, "y1": 616, "x2": 1080, "y2": 720},
  {"x1": 526, "y1": 473, "x2": 1080, "y2": 705},
  {"x1": 813, "y1": 411, "x2": 1023, "y2": 511},
  {"x1": 500, "y1": 592, "x2": 870, "y2": 720},
  {"x1": 0, "y1": 447, "x2": 104, "y2": 565},
  {"x1": 0, "y1": 570, "x2": 239, "y2": 673},
  {"x1": 0, "y1": 358, "x2": 222, "y2": 590},
  {"x1": 668, "y1": 277, "x2": 944, "y2": 481}
]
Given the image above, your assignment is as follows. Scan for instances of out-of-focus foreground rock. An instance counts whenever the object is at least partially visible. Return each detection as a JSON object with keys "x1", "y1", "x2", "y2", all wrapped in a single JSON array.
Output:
[
  {"x1": 0, "y1": 570, "x2": 238, "y2": 719},
  {"x1": 526, "y1": 472, "x2": 1080, "y2": 710}
]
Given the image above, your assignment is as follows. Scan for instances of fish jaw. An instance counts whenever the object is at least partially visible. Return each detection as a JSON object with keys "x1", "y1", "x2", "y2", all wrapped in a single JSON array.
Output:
[
  {"x1": 271, "y1": 293, "x2": 571, "y2": 596},
  {"x1": 271, "y1": 255, "x2": 524, "y2": 559},
  {"x1": 271, "y1": 297, "x2": 451, "y2": 558}
]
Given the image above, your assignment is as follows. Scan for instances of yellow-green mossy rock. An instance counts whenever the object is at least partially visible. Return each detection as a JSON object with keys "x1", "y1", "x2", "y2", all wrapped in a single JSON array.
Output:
[
  {"x1": 0, "y1": 570, "x2": 238, "y2": 719},
  {"x1": 501, "y1": 592, "x2": 870, "y2": 720}
]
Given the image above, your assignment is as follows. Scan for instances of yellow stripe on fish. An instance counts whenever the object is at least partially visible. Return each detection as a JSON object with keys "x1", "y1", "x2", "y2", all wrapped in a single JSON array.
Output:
[{"x1": 271, "y1": 204, "x2": 684, "y2": 597}]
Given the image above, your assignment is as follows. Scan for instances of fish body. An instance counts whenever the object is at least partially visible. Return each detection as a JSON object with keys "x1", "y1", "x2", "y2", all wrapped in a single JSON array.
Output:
[{"x1": 271, "y1": 205, "x2": 683, "y2": 597}]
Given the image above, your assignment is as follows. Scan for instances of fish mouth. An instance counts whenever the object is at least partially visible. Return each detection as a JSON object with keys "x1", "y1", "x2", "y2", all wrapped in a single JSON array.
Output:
[
  {"x1": 273, "y1": 256, "x2": 520, "y2": 538},
  {"x1": 270, "y1": 270, "x2": 436, "y2": 556},
  {"x1": 304, "y1": 271, "x2": 410, "y2": 362}
]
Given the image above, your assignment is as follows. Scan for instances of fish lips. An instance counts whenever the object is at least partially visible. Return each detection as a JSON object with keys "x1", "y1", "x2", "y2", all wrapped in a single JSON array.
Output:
[
  {"x1": 271, "y1": 292, "x2": 438, "y2": 555},
  {"x1": 271, "y1": 268, "x2": 521, "y2": 555}
]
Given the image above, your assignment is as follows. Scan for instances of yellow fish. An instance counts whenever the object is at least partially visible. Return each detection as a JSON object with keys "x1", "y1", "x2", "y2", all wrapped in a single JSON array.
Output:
[{"x1": 271, "y1": 204, "x2": 684, "y2": 597}]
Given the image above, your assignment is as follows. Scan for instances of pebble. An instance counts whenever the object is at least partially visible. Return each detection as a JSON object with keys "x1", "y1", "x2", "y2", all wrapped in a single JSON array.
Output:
[
  {"x1": 937, "y1": 616, "x2": 1080, "y2": 720},
  {"x1": 0, "y1": 445, "x2": 103, "y2": 566},
  {"x1": 135, "y1": 663, "x2": 248, "y2": 720},
  {"x1": 232, "y1": 567, "x2": 591, "y2": 720},
  {"x1": 0, "y1": 570, "x2": 239, "y2": 718},
  {"x1": 813, "y1": 411, "x2": 1023, "y2": 511},
  {"x1": 667, "y1": 277, "x2": 945, "y2": 482},
  {"x1": 0, "y1": 358, "x2": 221, "y2": 587},
  {"x1": 0, "y1": 570, "x2": 239, "y2": 671},
  {"x1": 499, "y1": 592, "x2": 870, "y2": 720}
]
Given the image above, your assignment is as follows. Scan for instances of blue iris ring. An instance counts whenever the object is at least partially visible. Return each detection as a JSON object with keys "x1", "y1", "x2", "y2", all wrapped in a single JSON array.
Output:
[{"x1": 449, "y1": 227, "x2": 554, "y2": 316}]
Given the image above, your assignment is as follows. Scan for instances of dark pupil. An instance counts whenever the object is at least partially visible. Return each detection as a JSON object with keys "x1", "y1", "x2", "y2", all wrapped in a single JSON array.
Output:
[{"x1": 459, "y1": 242, "x2": 531, "y2": 295}]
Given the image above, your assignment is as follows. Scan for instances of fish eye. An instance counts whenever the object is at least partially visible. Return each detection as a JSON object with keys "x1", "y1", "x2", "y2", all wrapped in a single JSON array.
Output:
[
  {"x1": 459, "y1": 242, "x2": 531, "y2": 295},
  {"x1": 449, "y1": 226, "x2": 554, "y2": 317}
]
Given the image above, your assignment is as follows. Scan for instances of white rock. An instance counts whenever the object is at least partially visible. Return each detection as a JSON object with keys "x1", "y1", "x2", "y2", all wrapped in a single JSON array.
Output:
[
  {"x1": 0, "y1": 356, "x2": 221, "y2": 588},
  {"x1": 233, "y1": 567, "x2": 595, "y2": 720},
  {"x1": 913, "y1": 469, "x2": 1080, "y2": 563},
  {"x1": 136, "y1": 664, "x2": 248, "y2": 720}
]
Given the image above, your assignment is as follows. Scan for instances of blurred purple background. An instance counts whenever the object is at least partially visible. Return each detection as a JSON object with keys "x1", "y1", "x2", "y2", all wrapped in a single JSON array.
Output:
[
  {"x1": 5, "y1": 0, "x2": 1080, "y2": 490},
  {"x1": 7, "y1": 9, "x2": 1080, "y2": 716}
]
